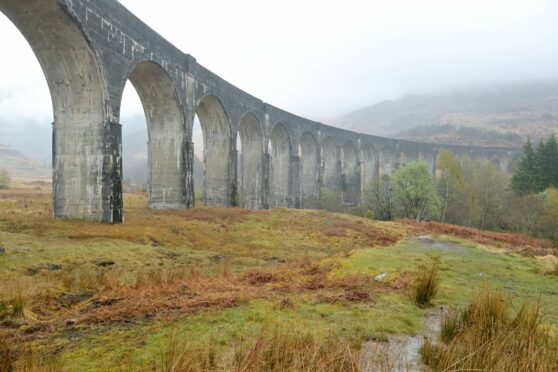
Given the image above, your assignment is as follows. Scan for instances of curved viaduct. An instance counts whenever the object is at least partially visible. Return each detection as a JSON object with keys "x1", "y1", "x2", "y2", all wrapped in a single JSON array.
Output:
[{"x1": 0, "y1": 0, "x2": 522, "y2": 223}]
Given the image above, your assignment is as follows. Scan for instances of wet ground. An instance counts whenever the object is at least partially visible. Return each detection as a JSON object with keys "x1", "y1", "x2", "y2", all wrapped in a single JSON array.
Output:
[
  {"x1": 360, "y1": 237, "x2": 460, "y2": 371},
  {"x1": 360, "y1": 307, "x2": 444, "y2": 372}
]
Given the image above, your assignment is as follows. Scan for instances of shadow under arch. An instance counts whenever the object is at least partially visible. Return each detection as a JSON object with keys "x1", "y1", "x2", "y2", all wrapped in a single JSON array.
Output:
[
  {"x1": 299, "y1": 132, "x2": 319, "y2": 209},
  {"x1": 0, "y1": 0, "x2": 116, "y2": 221},
  {"x1": 196, "y1": 95, "x2": 232, "y2": 207},
  {"x1": 238, "y1": 112, "x2": 264, "y2": 209},
  {"x1": 269, "y1": 123, "x2": 291, "y2": 208},
  {"x1": 120, "y1": 60, "x2": 188, "y2": 210}
]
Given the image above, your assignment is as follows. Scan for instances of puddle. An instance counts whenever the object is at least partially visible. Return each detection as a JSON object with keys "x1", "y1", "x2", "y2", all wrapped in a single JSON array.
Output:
[
  {"x1": 415, "y1": 236, "x2": 468, "y2": 253},
  {"x1": 361, "y1": 307, "x2": 445, "y2": 372}
]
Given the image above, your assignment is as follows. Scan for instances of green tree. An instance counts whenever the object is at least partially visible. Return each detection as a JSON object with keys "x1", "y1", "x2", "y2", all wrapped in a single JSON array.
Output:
[
  {"x1": 392, "y1": 161, "x2": 440, "y2": 220},
  {"x1": 512, "y1": 138, "x2": 538, "y2": 195},
  {"x1": 537, "y1": 187, "x2": 558, "y2": 241},
  {"x1": 502, "y1": 193, "x2": 544, "y2": 234},
  {"x1": 437, "y1": 150, "x2": 466, "y2": 223},
  {"x1": 469, "y1": 161, "x2": 509, "y2": 230},
  {"x1": 543, "y1": 135, "x2": 558, "y2": 188},
  {"x1": 319, "y1": 187, "x2": 343, "y2": 213},
  {"x1": 366, "y1": 175, "x2": 394, "y2": 221},
  {"x1": 0, "y1": 169, "x2": 11, "y2": 189}
]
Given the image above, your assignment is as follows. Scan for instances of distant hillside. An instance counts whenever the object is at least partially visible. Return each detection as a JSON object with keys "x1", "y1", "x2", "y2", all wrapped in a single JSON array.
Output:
[
  {"x1": 334, "y1": 81, "x2": 558, "y2": 147},
  {"x1": 394, "y1": 124, "x2": 524, "y2": 148},
  {"x1": 0, "y1": 143, "x2": 51, "y2": 179}
]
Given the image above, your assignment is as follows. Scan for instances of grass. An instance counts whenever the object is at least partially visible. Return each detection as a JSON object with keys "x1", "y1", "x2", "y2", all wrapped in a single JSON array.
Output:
[
  {"x1": 413, "y1": 259, "x2": 439, "y2": 307},
  {"x1": 146, "y1": 327, "x2": 359, "y2": 372},
  {"x1": 334, "y1": 239, "x2": 558, "y2": 321},
  {"x1": 421, "y1": 285, "x2": 558, "y2": 371},
  {"x1": 0, "y1": 190, "x2": 557, "y2": 370}
]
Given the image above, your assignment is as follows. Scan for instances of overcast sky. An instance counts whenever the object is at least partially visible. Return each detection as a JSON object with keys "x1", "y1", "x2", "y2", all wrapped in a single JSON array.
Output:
[{"x1": 0, "y1": 0, "x2": 557, "y2": 128}]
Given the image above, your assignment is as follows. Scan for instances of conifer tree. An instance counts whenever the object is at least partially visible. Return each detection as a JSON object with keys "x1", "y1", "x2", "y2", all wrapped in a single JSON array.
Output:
[{"x1": 512, "y1": 138, "x2": 537, "y2": 195}]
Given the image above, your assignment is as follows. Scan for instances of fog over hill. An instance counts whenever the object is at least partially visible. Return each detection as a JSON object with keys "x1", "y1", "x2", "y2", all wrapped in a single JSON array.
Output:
[
  {"x1": 334, "y1": 81, "x2": 558, "y2": 147},
  {"x1": 2, "y1": 81, "x2": 558, "y2": 179},
  {"x1": 0, "y1": 142, "x2": 50, "y2": 179}
]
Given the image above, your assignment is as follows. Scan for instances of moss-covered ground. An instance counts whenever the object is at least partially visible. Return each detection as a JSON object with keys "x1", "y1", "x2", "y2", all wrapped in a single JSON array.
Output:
[{"x1": 0, "y1": 190, "x2": 556, "y2": 370}]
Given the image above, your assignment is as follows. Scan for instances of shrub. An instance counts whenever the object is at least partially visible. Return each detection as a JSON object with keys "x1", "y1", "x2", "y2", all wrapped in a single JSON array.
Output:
[
  {"x1": 319, "y1": 187, "x2": 343, "y2": 213},
  {"x1": 422, "y1": 286, "x2": 558, "y2": 371},
  {"x1": 439, "y1": 309, "x2": 462, "y2": 343},
  {"x1": 413, "y1": 259, "x2": 440, "y2": 307}
]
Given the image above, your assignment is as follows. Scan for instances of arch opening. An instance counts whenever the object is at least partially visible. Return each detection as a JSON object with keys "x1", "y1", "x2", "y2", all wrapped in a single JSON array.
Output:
[
  {"x1": 269, "y1": 124, "x2": 291, "y2": 208},
  {"x1": 0, "y1": 0, "x2": 113, "y2": 221},
  {"x1": 362, "y1": 144, "x2": 377, "y2": 188},
  {"x1": 123, "y1": 61, "x2": 187, "y2": 210},
  {"x1": 300, "y1": 132, "x2": 319, "y2": 209},
  {"x1": 342, "y1": 141, "x2": 359, "y2": 205},
  {"x1": 195, "y1": 96, "x2": 232, "y2": 207},
  {"x1": 238, "y1": 113, "x2": 264, "y2": 209}
]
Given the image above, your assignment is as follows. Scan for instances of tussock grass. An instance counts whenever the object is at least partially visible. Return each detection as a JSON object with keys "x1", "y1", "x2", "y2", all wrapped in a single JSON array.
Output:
[
  {"x1": 232, "y1": 329, "x2": 360, "y2": 372},
  {"x1": 413, "y1": 259, "x2": 439, "y2": 307},
  {"x1": 0, "y1": 279, "x2": 38, "y2": 319},
  {"x1": 152, "y1": 328, "x2": 360, "y2": 372},
  {"x1": 156, "y1": 334, "x2": 217, "y2": 372},
  {"x1": 0, "y1": 339, "x2": 61, "y2": 372},
  {"x1": 422, "y1": 285, "x2": 558, "y2": 371}
]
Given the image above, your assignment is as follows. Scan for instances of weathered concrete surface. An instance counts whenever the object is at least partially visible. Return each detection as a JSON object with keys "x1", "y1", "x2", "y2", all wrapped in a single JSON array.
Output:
[{"x1": 0, "y1": 0, "x2": 524, "y2": 222}]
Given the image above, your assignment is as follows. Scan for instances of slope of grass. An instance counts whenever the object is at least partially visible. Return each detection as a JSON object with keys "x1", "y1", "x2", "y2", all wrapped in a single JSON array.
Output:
[
  {"x1": 0, "y1": 190, "x2": 556, "y2": 370},
  {"x1": 334, "y1": 238, "x2": 558, "y2": 322}
]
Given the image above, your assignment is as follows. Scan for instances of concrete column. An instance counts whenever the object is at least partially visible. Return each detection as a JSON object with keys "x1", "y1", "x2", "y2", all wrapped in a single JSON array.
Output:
[
  {"x1": 183, "y1": 141, "x2": 195, "y2": 208},
  {"x1": 53, "y1": 119, "x2": 123, "y2": 223},
  {"x1": 230, "y1": 147, "x2": 239, "y2": 207},
  {"x1": 263, "y1": 153, "x2": 271, "y2": 209},
  {"x1": 291, "y1": 155, "x2": 301, "y2": 209},
  {"x1": 356, "y1": 160, "x2": 363, "y2": 207}
]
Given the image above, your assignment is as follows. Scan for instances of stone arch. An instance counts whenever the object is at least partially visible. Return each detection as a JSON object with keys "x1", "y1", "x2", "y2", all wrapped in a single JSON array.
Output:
[
  {"x1": 321, "y1": 137, "x2": 338, "y2": 191},
  {"x1": 399, "y1": 151, "x2": 408, "y2": 167},
  {"x1": 508, "y1": 154, "x2": 522, "y2": 173},
  {"x1": 238, "y1": 112, "x2": 264, "y2": 209},
  {"x1": 196, "y1": 95, "x2": 232, "y2": 206},
  {"x1": 299, "y1": 132, "x2": 319, "y2": 208},
  {"x1": 419, "y1": 150, "x2": 436, "y2": 174},
  {"x1": 361, "y1": 144, "x2": 377, "y2": 189},
  {"x1": 342, "y1": 141, "x2": 359, "y2": 205},
  {"x1": 269, "y1": 124, "x2": 291, "y2": 208},
  {"x1": 0, "y1": 0, "x2": 116, "y2": 221},
  {"x1": 378, "y1": 150, "x2": 386, "y2": 177},
  {"x1": 490, "y1": 156, "x2": 502, "y2": 172},
  {"x1": 123, "y1": 61, "x2": 187, "y2": 210},
  {"x1": 379, "y1": 148, "x2": 395, "y2": 176}
]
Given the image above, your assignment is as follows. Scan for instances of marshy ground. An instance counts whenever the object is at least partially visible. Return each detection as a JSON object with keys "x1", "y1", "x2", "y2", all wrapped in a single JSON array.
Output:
[{"x1": 0, "y1": 190, "x2": 557, "y2": 371}]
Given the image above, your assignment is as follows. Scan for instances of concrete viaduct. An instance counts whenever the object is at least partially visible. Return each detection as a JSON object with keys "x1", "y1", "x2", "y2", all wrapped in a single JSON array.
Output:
[{"x1": 0, "y1": 0, "x2": 522, "y2": 223}]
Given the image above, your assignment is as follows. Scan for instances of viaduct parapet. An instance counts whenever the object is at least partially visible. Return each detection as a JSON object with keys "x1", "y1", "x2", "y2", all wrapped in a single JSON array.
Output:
[{"x1": 0, "y1": 0, "x2": 523, "y2": 222}]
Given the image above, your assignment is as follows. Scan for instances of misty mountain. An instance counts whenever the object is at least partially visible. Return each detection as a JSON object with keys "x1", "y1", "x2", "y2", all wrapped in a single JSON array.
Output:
[
  {"x1": 334, "y1": 81, "x2": 558, "y2": 147},
  {"x1": 0, "y1": 118, "x2": 52, "y2": 163},
  {"x1": 0, "y1": 142, "x2": 50, "y2": 179}
]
